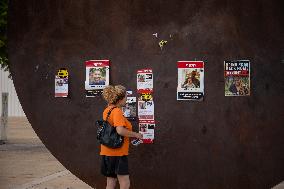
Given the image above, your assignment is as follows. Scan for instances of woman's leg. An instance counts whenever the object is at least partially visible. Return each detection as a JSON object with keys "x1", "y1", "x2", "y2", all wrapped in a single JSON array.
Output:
[
  {"x1": 106, "y1": 177, "x2": 117, "y2": 189},
  {"x1": 117, "y1": 175, "x2": 130, "y2": 189}
]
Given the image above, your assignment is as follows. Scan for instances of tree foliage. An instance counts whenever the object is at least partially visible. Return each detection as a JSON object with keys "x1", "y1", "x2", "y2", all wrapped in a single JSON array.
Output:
[{"x1": 0, "y1": 0, "x2": 8, "y2": 72}]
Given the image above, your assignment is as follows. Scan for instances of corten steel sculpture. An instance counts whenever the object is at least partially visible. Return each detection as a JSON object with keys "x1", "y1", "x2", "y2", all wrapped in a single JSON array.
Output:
[{"x1": 8, "y1": 0, "x2": 284, "y2": 188}]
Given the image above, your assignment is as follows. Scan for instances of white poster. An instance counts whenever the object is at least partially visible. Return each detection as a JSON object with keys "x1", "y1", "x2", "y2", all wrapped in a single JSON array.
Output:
[
  {"x1": 137, "y1": 69, "x2": 153, "y2": 93},
  {"x1": 177, "y1": 61, "x2": 204, "y2": 101},
  {"x1": 138, "y1": 100, "x2": 154, "y2": 120},
  {"x1": 85, "y1": 60, "x2": 110, "y2": 97},
  {"x1": 139, "y1": 120, "x2": 155, "y2": 143},
  {"x1": 122, "y1": 96, "x2": 137, "y2": 120},
  {"x1": 55, "y1": 68, "x2": 68, "y2": 97}
]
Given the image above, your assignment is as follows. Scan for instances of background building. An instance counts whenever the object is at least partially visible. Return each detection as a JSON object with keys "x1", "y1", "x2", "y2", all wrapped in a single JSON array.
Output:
[{"x1": 0, "y1": 69, "x2": 25, "y2": 117}]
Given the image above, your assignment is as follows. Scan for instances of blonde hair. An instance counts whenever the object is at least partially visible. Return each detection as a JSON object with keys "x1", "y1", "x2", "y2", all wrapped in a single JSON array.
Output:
[{"x1": 102, "y1": 85, "x2": 126, "y2": 104}]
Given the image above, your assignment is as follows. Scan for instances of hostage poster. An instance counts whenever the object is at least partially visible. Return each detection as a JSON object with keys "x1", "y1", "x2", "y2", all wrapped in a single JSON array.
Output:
[
  {"x1": 122, "y1": 91, "x2": 137, "y2": 120},
  {"x1": 138, "y1": 100, "x2": 154, "y2": 120},
  {"x1": 224, "y1": 60, "x2": 250, "y2": 96},
  {"x1": 55, "y1": 68, "x2": 68, "y2": 97},
  {"x1": 137, "y1": 69, "x2": 153, "y2": 93},
  {"x1": 85, "y1": 60, "x2": 110, "y2": 97},
  {"x1": 177, "y1": 61, "x2": 204, "y2": 101},
  {"x1": 139, "y1": 120, "x2": 155, "y2": 144}
]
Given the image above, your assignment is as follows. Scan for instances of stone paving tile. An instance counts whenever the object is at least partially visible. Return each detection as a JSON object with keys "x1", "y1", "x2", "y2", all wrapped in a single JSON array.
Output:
[
  {"x1": 273, "y1": 182, "x2": 284, "y2": 189},
  {"x1": 0, "y1": 117, "x2": 93, "y2": 189}
]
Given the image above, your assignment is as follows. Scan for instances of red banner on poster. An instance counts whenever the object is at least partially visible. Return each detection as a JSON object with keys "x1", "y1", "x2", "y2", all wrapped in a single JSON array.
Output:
[
  {"x1": 177, "y1": 61, "x2": 204, "y2": 68},
  {"x1": 85, "y1": 60, "x2": 110, "y2": 67}
]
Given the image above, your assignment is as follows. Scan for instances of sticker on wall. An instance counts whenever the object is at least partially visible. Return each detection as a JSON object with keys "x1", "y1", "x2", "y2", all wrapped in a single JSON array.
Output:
[
  {"x1": 85, "y1": 60, "x2": 110, "y2": 97},
  {"x1": 122, "y1": 91, "x2": 137, "y2": 120},
  {"x1": 224, "y1": 60, "x2": 250, "y2": 96},
  {"x1": 139, "y1": 93, "x2": 153, "y2": 102},
  {"x1": 158, "y1": 40, "x2": 167, "y2": 50},
  {"x1": 55, "y1": 68, "x2": 69, "y2": 97},
  {"x1": 139, "y1": 120, "x2": 155, "y2": 143},
  {"x1": 85, "y1": 90, "x2": 103, "y2": 97},
  {"x1": 137, "y1": 69, "x2": 153, "y2": 93},
  {"x1": 138, "y1": 100, "x2": 154, "y2": 120},
  {"x1": 126, "y1": 90, "x2": 133, "y2": 95},
  {"x1": 177, "y1": 61, "x2": 204, "y2": 101}
]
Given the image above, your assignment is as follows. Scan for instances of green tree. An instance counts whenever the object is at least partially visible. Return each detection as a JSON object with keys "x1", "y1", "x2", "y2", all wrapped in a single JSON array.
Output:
[{"x1": 0, "y1": 0, "x2": 8, "y2": 72}]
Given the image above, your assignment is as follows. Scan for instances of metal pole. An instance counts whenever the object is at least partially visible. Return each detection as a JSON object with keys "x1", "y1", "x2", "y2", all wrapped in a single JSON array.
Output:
[{"x1": 0, "y1": 92, "x2": 8, "y2": 144}]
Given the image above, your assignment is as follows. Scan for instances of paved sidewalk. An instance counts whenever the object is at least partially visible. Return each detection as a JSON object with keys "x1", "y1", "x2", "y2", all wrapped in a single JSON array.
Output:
[{"x1": 0, "y1": 117, "x2": 93, "y2": 189}]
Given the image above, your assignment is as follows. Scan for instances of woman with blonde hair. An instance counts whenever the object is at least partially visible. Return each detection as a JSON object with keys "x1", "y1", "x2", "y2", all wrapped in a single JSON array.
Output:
[{"x1": 101, "y1": 85, "x2": 142, "y2": 189}]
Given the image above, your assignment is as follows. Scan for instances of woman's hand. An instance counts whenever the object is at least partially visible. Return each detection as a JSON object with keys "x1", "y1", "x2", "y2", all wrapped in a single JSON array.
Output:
[{"x1": 134, "y1": 133, "x2": 143, "y2": 140}]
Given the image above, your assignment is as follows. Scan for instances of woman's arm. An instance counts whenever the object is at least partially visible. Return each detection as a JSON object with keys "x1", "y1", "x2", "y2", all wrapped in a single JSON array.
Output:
[{"x1": 116, "y1": 126, "x2": 143, "y2": 139}]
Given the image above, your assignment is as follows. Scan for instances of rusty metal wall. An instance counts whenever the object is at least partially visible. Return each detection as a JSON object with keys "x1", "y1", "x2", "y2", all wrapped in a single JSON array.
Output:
[{"x1": 8, "y1": 0, "x2": 284, "y2": 188}]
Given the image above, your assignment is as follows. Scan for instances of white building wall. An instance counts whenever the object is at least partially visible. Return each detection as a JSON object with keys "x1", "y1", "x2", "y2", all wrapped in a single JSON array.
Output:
[{"x1": 0, "y1": 69, "x2": 26, "y2": 117}]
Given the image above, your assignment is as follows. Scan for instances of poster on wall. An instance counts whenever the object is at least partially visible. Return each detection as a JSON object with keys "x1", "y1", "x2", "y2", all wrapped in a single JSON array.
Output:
[
  {"x1": 122, "y1": 91, "x2": 137, "y2": 120},
  {"x1": 85, "y1": 60, "x2": 110, "y2": 97},
  {"x1": 139, "y1": 120, "x2": 155, "y2": 144},
  {"x1": 55, "y1": 68, "x2": 69, "y2": 97},
  {"x1": 138, "y1": 100, "x2": 154, "y2": 120},
  {"x1": 224, "y1": 60, "x2": 250, "y2": 96},
  {"x1": 177, "y1": 61, "x2": 204, "y2": 101},
  {"x1": 137, "y1": 69, "x2": 153, "y2": 93}
]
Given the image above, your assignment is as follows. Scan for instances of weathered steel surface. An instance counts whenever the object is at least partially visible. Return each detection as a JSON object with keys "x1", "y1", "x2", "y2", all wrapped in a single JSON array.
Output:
[{"x1": 8, "y1": 0, "x2": 284, "y2": 188}]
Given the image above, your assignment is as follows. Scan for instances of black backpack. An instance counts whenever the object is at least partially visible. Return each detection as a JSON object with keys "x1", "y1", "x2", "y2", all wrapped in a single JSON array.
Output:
[{"x1": 96, "y1": 107, "x2": 124, "y2": 148}]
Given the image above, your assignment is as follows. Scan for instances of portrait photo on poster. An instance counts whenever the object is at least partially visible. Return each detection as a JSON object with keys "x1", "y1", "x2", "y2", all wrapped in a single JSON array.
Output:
[
  {"x1": 89, "y1": 67, "x2": 106, "y2": 85},
  {"x1": 177, "y1": 61, "x2": 204, "y2": 101}
]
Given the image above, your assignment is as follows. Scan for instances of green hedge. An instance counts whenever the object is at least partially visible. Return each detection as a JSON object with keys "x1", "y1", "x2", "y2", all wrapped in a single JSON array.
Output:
[{"x1": 0, "y1": 0, "x2": 8, "y2": 73}]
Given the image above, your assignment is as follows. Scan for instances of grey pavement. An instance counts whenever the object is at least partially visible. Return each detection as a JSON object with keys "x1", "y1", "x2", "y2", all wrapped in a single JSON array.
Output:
[{"x1": 0, "y1": 117, "x2": 93, "y2": 189}]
